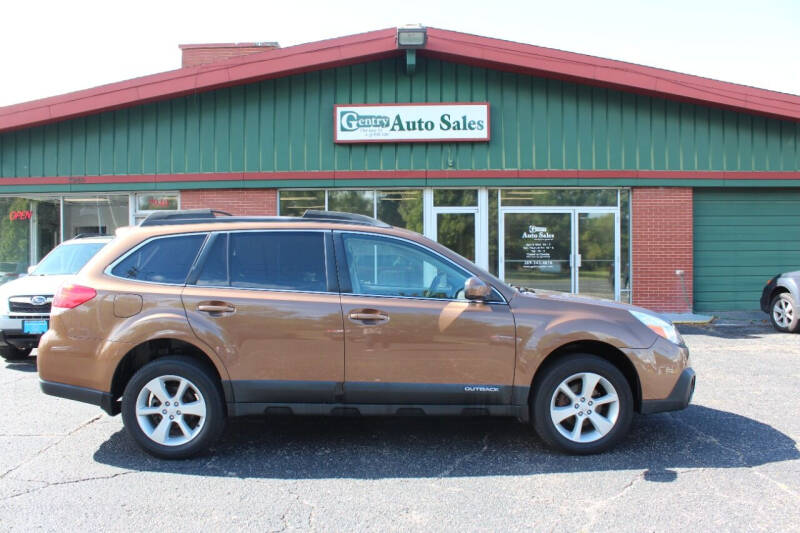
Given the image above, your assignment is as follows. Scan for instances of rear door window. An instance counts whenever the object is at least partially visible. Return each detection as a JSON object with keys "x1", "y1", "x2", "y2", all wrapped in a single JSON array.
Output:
[
  {"x1": 111, "y1": 234, "x2": 206, "y2": 284},
  {"x1": 195, "y1": 231, "x2": 327, "y2": 292}
]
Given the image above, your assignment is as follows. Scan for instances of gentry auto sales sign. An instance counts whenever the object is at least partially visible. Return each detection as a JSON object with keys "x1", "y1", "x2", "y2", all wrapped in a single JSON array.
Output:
[{"x1": 334, "y1": 103, "x2": 490, "y2": 143}]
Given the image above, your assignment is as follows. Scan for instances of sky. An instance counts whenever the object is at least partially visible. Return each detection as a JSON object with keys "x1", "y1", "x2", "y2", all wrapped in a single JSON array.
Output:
[{"x1": 1, "y1": 0, "x2": 798, "y2": 107}]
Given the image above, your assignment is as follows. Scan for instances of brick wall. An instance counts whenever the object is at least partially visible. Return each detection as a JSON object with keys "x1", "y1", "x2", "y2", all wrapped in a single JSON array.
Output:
[
  {"x1": 631, "y1": 187, "x2": 693, "y2": 313},
  {"x1": 179, "y1": 43, "x2": 279, "y2": 68},
  {"x1": 180, "y1": 189, "x2": 277, "y2": 216}
]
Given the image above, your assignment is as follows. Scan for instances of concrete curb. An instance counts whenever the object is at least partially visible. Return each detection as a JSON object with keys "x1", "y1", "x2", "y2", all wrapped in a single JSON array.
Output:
[{"x1": 664, "y1": 313, "x2": 714, "y2": 325}]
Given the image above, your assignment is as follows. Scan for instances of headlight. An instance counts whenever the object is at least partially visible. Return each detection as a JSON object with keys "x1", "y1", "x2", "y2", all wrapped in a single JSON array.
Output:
[{"x1": 629, "y1": 310, "x2": 682, "y2": 345}]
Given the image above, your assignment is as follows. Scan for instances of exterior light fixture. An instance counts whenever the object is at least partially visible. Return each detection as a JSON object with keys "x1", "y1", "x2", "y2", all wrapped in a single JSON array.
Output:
[{"x1": 397, "y1": 25, "x2": 427, "y2": 49}]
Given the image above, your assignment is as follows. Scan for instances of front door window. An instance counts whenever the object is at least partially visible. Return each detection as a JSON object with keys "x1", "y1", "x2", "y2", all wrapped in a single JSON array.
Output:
[{"x1": 341, "y1": 232, "x2": 470, "y2": 300}]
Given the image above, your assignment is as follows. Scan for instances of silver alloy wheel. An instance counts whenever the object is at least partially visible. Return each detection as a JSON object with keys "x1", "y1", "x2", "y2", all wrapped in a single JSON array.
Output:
[
  {"x1": 773, "y1": 298, "x2": 794, "y2": 328},
  {"x1": 549, "y1": 372, "x2": 620, "y2": 443},
  {"x1": 135, "y1": 375, "x2": 207, "y2": 446}
]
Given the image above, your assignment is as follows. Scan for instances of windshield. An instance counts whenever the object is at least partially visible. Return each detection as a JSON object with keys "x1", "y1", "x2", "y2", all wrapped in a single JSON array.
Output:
[{"x1": 32, "y1": 242, "x2": 107, "y2": 276}]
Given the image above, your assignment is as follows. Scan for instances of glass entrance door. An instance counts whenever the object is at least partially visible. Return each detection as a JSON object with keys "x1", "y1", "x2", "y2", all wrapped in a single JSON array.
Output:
[
  {"x1": 435, "y1": 212, "x2": 477, "y2": 262},
  {"x1": 500, "y1": 209, "x2": 619, "y2": 299},
  {"x1": 501, "y1": 212, "x2": 572, "y2": 292},
  {"x1": 577, "y1": 212, "x2": 617, "y2": 300}
]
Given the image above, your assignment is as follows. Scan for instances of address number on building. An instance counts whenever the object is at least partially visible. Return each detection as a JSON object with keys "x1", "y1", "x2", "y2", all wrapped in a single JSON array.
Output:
[{"x1": 334, "y1": 103, "x2": 490, "y2": 143}]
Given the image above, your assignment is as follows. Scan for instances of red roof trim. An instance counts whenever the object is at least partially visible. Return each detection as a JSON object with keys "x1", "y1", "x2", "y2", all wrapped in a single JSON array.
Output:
[
  {"x1": 1, "y1": 27, "x2": 799, "y2": 134},
  {"x1": 3, "y1": 169, "x2": 800, "y2": 187},
  {"x1": 178, "y1": 43, "x2": 279, "y2": 50}
]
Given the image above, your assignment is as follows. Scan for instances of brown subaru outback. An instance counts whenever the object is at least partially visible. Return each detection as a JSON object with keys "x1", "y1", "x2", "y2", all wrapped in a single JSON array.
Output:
[{"x1": 38, "y1": 209, "x2": 694, "y2": 459}]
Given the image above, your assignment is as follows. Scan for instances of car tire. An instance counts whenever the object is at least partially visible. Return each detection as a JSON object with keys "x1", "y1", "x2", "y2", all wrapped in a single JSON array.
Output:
[
  {"x1": 532, "y1": 354, "x2": 633, "y2": 454},
  {"x1": 0, "y1": 346, "x2": 32, "y2": 361},
  {"x1": 769, "y1": 293, "x2": 799, "y2": 333},
  {"x1": 121, "y1": 356, "x2": 226, "y2": 459}
]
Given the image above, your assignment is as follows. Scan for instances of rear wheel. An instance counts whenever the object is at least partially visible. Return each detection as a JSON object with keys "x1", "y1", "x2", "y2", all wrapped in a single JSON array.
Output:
[
  {"x1": 770, "y1": 293, "x2": 799, "y2": 333},
  {"x1": 532, "y1": 354, "x2": 633, "y2": 454},
  {"x1": 121, "y1": 356, "x2": 225, "y2": 459},
  {"x1": 0, "y1": 346, "x2": 32, "y2": 361}
]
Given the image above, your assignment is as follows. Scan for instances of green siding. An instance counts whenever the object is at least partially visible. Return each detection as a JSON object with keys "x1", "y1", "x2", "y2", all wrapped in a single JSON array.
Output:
[
  {"x1": 1, "y1": 55, "x2": 799, "y2": 183},
  {"x1": 693, "y1": 189, "x2": 800, "y2": 311}
]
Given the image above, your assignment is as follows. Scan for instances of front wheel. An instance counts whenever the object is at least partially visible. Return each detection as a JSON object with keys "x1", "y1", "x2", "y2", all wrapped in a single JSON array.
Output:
[
  {"x1": 121, "y1": 356, "x2": 226, "y2": 459},
  {"x1": 532, "y1": 354, "x2": 633, "y2": 454},
  {"x1": 769, "y1": 293, "x2": 799, "y2": 333}
]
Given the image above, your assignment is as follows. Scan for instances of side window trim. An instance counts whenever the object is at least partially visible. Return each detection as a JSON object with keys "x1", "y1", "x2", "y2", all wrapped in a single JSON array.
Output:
[
  {"x1": 334, "y1": 230, "x2": 506, "y2": 303},
  {"x1": 186, "y1": 232, "x2": 226, "y2": 286},
  {"x1": 332, "y1": 232, "x2": 352, "y2": 293},
  {"x1": 324, "y1": 231, "x2": 339, "y2": 293}
]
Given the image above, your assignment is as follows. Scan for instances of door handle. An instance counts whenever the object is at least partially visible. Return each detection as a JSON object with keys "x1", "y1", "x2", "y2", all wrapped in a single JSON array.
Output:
[
  {"x1": 197, "y1": 303, "x2": 236, "y2": 314},
  {"x1": 348, "y1": 311, "x2": 390, "y2": 323}
]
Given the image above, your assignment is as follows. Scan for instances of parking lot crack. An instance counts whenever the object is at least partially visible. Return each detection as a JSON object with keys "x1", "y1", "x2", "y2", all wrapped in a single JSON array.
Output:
[
  {"x1": 438, "y1": 432, "x2": 491, "y2": 478},
  {"x1": 0, "y1": 414, "x2": 102, "y2": 479},
  {"x1": 262, "y1": 484, "x2": 316, "y2": 533},
  {"x1": 581, "y1": 471, "x2": 644, "y2": 532},
  {"x1": 674, "y1": 414, "x2": 747, "y2": 465},
  {"x1": 0, "y1": 471, "x2": 136, "y2": 502}
]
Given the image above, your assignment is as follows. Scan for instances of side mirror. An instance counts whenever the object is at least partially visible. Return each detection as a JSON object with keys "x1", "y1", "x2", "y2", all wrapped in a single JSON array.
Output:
[
  {"x1": 464, "y1": 276, "x2": 491, "y2": 301},
  {"x1": 27, "y1": 265, "x2": 36, "y2": 274}
]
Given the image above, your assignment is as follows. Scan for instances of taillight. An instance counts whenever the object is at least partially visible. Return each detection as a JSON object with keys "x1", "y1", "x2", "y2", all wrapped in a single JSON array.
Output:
[{"x1": 52, "y1": 284, "x2": 97, "y2": 309}]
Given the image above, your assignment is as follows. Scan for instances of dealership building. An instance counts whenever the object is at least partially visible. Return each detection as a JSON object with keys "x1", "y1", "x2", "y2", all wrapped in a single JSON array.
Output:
[{"x1": 0, "y1": 27, "x2": 798, "y2": 313}]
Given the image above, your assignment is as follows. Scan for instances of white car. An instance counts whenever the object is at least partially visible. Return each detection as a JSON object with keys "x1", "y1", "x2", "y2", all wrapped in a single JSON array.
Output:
[{"x1": 0, "y1": 236, "x2": 112, "y2": 361}]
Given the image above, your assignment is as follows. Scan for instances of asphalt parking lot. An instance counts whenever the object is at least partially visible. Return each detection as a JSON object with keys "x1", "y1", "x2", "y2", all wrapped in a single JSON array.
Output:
[{"x1": 1, "y1": 323, "x2": 799, "y2": 532}]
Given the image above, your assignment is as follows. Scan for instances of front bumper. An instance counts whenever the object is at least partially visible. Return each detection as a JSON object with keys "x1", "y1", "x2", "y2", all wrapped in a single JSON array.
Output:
[
  {"x1": 640, "y1": 368, "x2": 696, "y2": 414},
  {"x1": 2, "y1": 329, "x2": 45, "y2": 351},
  {"x1": 40, "y1": 379, "x2": 118, "y2": 415},
  {"x1": 1, "y1": 316, "x2": 49, "y2": 351}
]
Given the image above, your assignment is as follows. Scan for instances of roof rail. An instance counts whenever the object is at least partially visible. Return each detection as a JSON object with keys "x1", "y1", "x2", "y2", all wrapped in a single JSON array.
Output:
[
  {"x1": 302, "y1": 210, "x2": 390, "y2": 228},
  {"x1": 139, "y1": 209, "x2": 232, "y2": 226},
  {"x1": 70, "y1": 233, "x2": 108, "y2": 239}
]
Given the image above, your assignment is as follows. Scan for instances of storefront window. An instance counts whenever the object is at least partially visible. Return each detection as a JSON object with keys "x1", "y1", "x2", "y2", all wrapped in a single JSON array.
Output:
[
  {"x1": 279, "y1": 190, "x2": 325, "y2": 217},
  {"x1": 328, "y1": 190, "x2": 374, "y2": 217},
  {"x1": 0, "y1": 197, "x2": 60, "y2": 282},
  {"x1": 62, "y1": 195, "x2": 128, "y2": 238},
  {"x1": 136, "y1": 193, "x2": 178, "y2": 212},
  {"x1": 434, "y1": 189, "x2": 477, "y2": 207},
  {"x1": 133, "y1": 192, "x2": 180, "y2": 224},
  {"x1": 280, "y1": 189, "x2": 423, "y2": 232},
  {"x1": 377, "y1": 190, "x2": 422, "y2": 232},
  {"x1": 500, "y1": 189, "x2": 617, "y2": 207}
]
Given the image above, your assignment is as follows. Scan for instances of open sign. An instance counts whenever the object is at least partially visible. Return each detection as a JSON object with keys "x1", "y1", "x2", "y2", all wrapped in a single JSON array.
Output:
[
  {"x1": 148, "y1": 198, "x2": 169, "y2": 208},
  {"x1": 9, "y1": 210, "x2": 32, "y2": 221}
]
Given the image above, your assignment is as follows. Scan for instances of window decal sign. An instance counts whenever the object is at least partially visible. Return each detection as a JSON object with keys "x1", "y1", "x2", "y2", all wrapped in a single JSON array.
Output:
[
  {"x1": 9, "y1": 210, "x2": 32, "y2": 221},
  {"x1": 334, "y1": 103, "x2": 490, "y2": 143},
  {"x1": 521, "y1": 225, "x2": 556, "y2": 269}
]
